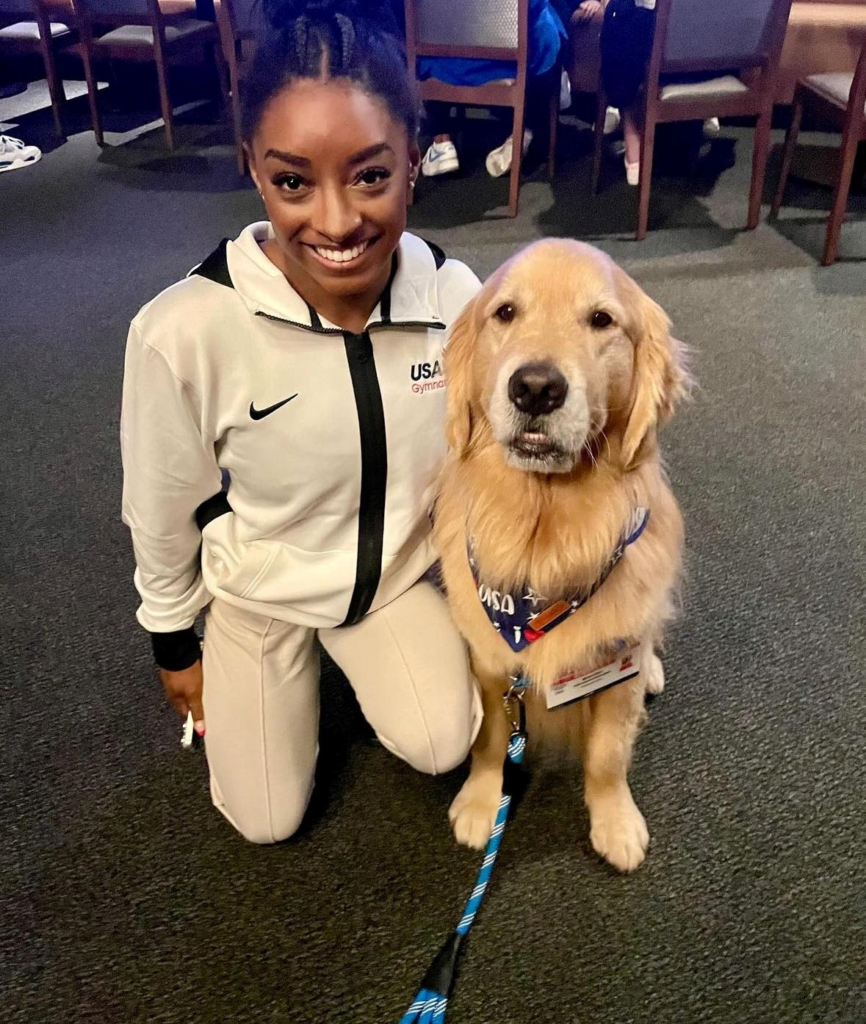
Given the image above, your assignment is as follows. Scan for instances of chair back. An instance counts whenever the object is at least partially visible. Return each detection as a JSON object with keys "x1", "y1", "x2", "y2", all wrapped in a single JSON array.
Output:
[
  {"x1": 218, "y1": 0, "x2": 264, "y2": 41},
  {"x1": 404, "y1": 0, "x2": 528, "y2": 63},
  {"x1": 72, "y1": 0, "x2": 158, "y2": 28},
  {"x1": 847, "y1": 43, "x2": 866, "y2": 131},
  {"x1": 658, "y1": 0, "x2": 792, "y2": 73}
]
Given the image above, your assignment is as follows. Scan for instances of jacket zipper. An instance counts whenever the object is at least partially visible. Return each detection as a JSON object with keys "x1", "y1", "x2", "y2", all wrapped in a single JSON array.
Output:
[{"x1": 342, "y1": 331, "x2": 388, "y2": 626}]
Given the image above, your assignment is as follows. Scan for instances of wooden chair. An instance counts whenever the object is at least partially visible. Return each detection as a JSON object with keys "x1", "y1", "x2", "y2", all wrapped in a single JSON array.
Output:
[
  {"x1": 216, "y1": 0, "x2": 262, "y2": 175},
  {"x1": 592, "y1": 0, "x2": 793, "y2": 240},
  {"x1": 0, "y1": 0, "x2": 77, "y2": 135},
  {"x1": 71, "y1": 0, "x2": 226, "y2": 149},
  {"x1": 404, "y1": 0, "x2": 559, "y2": 217},
  {"x1": 771, "y1": 43, "x2": 866, "y2": 265}
]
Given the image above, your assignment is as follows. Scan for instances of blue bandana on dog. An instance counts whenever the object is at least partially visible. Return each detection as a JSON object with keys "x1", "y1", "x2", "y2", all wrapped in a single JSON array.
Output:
[{"x1": 469, "y1": 508, "x2": 650, "y2": 653}]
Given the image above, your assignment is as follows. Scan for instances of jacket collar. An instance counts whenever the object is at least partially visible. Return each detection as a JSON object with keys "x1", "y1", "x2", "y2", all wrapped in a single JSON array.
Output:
[{"x1": 209, "y1": 222, "x2": 446, "y2": 334}]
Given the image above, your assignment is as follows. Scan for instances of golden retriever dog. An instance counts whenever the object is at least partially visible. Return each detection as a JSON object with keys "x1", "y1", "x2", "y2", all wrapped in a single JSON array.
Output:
[{"x1": 434, "y1": 239, "x2": 689, "y2": 873}]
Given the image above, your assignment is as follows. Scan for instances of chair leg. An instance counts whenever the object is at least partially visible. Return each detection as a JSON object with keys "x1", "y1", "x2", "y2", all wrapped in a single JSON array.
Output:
[
  {"x1": 548, "y1": 66, "x2": 559, "y2": 180},
  {"x1": 154, "y1": 50, "x2": 175, "y2": 149},
  {"x1": 636, "y1": 115, "x2": 655, "y2": 241},
  {"x1": 41, "y1": 40, "x2": 66, "y2": 137},
  {"x1": 748, "y1": 106, "x2": 773, "y2": 230},
  {"x1": 771, "y1": 97, "x2": 802, "y2": 216},
  {"x1": 80, "y1": 43, "x2": 103, "y2": 146},
  {"x1": 591, "y1": 89, "x2": 606, "y2": 193},
  {"x1": 508, "y1": 96, "x2": 526, "y2": 218},
  {"x1": 822, "y1": 118, "x2": 861, "y2": 266},
  {"x1": 208, "y1": 39, "x2": 229, "y2": 109}
]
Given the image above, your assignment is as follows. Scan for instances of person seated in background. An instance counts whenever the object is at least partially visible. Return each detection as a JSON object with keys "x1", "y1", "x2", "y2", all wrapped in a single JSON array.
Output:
[
  {"x1": 600, "y1": 0, "x2": 719, "y2": 185},
  {"x1": 418, "y1": 0, "x2": 567, "y2": 179}
]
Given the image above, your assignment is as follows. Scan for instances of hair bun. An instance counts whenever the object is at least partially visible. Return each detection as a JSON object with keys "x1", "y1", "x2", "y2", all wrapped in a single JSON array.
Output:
[{"x1": 261, "y1": 0, "x2": 396, "y2": 32}]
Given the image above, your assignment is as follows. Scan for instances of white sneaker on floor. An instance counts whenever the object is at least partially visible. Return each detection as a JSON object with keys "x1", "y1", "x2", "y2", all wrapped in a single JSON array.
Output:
[
  {"x1": 421, "y1": 139, "x2": 459, "y2": 177},
  {"x1": 0, "y1": 135, "x2": 41, "y2": 173},
  {"x1": 604, "y1": 106, "x2": 621, "y2": 135},
  {"x1": 560, "y1": 69, "x2": 572, "y2": 111},
  {"x1": 625, "y1": 158, "x2": 639, "y2": 186},
  {"x1": 703, "y1": 117, "x2": 721, "y2": 138},
  {"x1": 485, "y1": 129, "x2": 533, "y2": 177}
]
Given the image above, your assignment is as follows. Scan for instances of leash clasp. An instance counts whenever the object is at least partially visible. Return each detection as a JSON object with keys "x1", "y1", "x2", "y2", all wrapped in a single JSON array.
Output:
[{"x1": 503, "y1": 674, "x2": 529, "y2": 733}]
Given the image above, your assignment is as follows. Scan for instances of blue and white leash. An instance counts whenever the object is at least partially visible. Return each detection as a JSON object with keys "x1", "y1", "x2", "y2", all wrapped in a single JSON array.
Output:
[{"x1": 398, "y1": 678, "x2": 530, "y2": 1023}]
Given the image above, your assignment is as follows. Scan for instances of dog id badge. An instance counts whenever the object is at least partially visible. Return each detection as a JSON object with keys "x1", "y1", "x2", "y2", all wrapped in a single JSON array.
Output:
[{"x1": 546, "y1": 641, "x2": 642, "y2": 710}]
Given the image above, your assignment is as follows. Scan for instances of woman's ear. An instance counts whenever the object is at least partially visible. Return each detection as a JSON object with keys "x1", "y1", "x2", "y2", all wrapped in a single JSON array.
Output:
[
  {"x1": 246, "y1": 143, "x2": 262, "y2": 195},
  {"x1": 444, "y1": 299, "x2": 478, "y2": 458},
  {"x1": 621, "y1": 282, "x2": 691, "y2": 468}
]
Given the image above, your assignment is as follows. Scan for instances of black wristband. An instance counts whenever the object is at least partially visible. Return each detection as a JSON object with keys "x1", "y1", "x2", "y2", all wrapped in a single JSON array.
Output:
[{"x1": 151, "y1": 627, "x2": 201, "y2": 671}]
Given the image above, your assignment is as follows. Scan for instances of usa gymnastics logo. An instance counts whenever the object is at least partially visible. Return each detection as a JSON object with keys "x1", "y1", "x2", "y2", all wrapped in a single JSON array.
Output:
[{"x1": 410, "y1": 360, "x2": 446, "y2": 394}]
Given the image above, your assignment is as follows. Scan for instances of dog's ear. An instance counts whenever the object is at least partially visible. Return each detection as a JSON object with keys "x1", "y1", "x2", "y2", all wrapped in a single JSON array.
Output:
[
  {"x1": 444, "y1": 298, "x2": 478, "y2": 457},
  {"x1": 621, "y1": 282, "x2": 691, "y2": 468}
]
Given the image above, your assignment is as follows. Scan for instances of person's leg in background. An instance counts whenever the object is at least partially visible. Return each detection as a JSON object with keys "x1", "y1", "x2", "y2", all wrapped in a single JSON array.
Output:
[
  {"x1": 622, "y1": 105, "x2": 641, "y2": 183},
  {"x1": 599, "y1": 0, "x2": 655, "y2": 185},
  {"x1": 320, "y1": 581, "x2": 482, "y2": 776},
  {"x1": 486, "y1": 0, "x2": 570, "y2": 178},
  {"x1": 202, "y1": 599, "x2": 320, "y2": 844},
  {"x1": 421, "y1": 100, "x2": 460, "y2": 178},
  {"x1": 485, "y1": 71, "x2": 556, "y2": 179}
]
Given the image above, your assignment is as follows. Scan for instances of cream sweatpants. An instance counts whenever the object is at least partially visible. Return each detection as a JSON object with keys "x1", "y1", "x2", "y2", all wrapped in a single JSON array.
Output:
[{"x1": 201, "y1": 581, "x2": 481, "y2": 844}]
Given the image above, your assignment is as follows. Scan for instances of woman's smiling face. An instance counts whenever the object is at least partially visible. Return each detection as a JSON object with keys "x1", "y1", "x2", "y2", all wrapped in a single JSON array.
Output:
[{"x1": 247, "y1": 77, "x2": 419, "y2": 311}]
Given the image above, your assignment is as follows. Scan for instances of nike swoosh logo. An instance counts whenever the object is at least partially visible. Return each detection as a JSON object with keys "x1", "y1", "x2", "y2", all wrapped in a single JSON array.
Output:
[{"x1": 249, "y1": 394, "x2": 298, "y2": 420}]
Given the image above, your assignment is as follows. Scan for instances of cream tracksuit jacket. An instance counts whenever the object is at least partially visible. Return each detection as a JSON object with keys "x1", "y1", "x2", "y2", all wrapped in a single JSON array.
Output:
[{"x1": 121, "y1": 223, "x2": 480, "y2": 668}]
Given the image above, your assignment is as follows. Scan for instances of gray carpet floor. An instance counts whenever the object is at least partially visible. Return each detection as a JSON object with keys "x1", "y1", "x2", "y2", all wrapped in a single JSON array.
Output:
[{"x1": 2, "y1": 93, "x2": 865, "y2": 1024}]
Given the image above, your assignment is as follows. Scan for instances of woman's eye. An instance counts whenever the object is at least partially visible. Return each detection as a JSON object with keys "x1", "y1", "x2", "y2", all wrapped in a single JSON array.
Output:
[
  {"x1": 495, "y1": 303, "x2": 515, "y2": 323},
  {"x1": 591, "y1": 310, "x2": 613, "y2": 329},
  {"x1": 356, "y1": 167, "x2": 391, "y2": 186},
  {"x1": 274, "y1": 174, "x2": 306, "y2": 193}
]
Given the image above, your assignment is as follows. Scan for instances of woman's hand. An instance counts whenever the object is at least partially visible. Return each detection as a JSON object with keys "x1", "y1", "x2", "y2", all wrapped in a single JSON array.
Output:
[
  {"x1": 160, "y1": 661, "x2": 205, "y2": 734},
  {"x1": 575, "y1": 0, "x2": 604, "y2": 21}
]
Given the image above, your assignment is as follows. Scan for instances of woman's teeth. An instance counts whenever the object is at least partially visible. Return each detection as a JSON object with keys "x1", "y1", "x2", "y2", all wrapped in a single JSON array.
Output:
[{"x1": 314, "y1": 240, "x2": 370, "y2": 263}]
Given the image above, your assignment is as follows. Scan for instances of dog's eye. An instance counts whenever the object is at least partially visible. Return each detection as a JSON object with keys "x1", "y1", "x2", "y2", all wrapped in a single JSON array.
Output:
[
  {"x1": 495, "y1": 304, "x2": 516, "y2": 323},
  {"x1": 591, "y1": 310, "x2": 613, "y2": 329}
]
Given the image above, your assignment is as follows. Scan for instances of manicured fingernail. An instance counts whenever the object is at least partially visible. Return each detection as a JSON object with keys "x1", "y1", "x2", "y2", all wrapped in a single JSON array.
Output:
[{"x1": 194, "y1": 721, "x2": 206, "y2": 736}]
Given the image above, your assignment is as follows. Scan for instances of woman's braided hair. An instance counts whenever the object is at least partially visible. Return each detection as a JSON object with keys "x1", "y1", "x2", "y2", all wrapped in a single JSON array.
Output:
[{"x1": 243, "y1": 0, "x2": 418, "y2": 142}]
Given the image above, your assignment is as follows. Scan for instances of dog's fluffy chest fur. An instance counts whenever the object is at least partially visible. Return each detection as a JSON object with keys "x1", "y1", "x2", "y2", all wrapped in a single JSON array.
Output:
[{"x1": 435, "y1": 452, "x2": 684, "y2": 691}]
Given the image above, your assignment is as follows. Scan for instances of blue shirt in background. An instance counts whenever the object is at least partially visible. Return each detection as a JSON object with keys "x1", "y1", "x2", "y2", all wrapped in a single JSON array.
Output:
[{"x1": 416, "y1": 0, "x2": 566, "y2": 86}]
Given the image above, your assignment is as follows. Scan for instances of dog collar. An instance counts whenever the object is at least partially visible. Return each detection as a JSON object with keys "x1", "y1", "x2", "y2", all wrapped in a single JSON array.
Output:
[{"x1": 468, "y1": 507, "x2": 650, "y2": 653}]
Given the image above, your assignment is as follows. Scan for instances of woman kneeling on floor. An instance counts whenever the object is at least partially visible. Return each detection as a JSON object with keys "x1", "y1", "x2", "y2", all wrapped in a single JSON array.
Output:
[{"x1": 121, "y1": 0, "x2": 482, "y2": 844}]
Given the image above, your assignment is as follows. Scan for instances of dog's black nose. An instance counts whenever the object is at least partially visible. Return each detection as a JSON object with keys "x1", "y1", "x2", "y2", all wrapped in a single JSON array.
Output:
[{"x1": 508, "y1": 362, "x2": 569, "y2": 416}]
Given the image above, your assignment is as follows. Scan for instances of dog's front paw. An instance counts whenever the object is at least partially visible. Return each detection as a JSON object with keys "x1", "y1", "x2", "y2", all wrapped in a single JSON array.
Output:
[
  {"x1": 589, "y1": 794, "x2": 650, "y2": 873},
  {"x1": 449, "y1": 774, "x2": 502, "y2": 850},
  {"x1": 644, "y1": 652, "x2": 665, "y2": 696}
]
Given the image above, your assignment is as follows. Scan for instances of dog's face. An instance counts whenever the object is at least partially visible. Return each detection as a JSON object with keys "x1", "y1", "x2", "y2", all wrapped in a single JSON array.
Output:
[{"x1": 446, "y1": 240, "x2": 689, "y2": 472}]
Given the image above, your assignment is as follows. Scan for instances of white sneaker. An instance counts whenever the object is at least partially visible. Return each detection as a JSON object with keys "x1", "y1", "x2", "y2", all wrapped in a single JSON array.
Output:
[
  {"x1": 0, "y1": 135, "x2": 42, "y2": 173},
  {"x1": 603, "y1": 106, "x2": 621, "y2": 135},
  {"x1": 625, "y1": 158, "x2": 639, "y2": 186},
  {"x1": 559, "y1": 69, "x2": 572, "y2": 111},
  {"x1": 421, "y1": 139, "x2": 459, "y2": 177},
  {"x1": 485, "y1": 129, "x2": 533, "y2": 178},
  {"x1": 703, "y1": 117, "x2": 721, "y2": 139}
]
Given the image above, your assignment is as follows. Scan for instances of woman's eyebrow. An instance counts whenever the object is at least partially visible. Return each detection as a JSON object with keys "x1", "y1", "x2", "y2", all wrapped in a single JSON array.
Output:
[
  {"x1": 264, "y1": 149, "x2": 311, "y2": 166},
  {"x1": 347, "y1": 142, "x2": 394, "y2": 165}
]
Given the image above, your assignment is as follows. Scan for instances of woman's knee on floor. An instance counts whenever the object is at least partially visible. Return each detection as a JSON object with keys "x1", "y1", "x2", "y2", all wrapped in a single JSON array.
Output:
[
  {"x1": 211, "y1": 774, "x2": 314, "y2": 845},
  {"x1": 384, "y1": 686, "x2": 482, "y2": 775}
]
